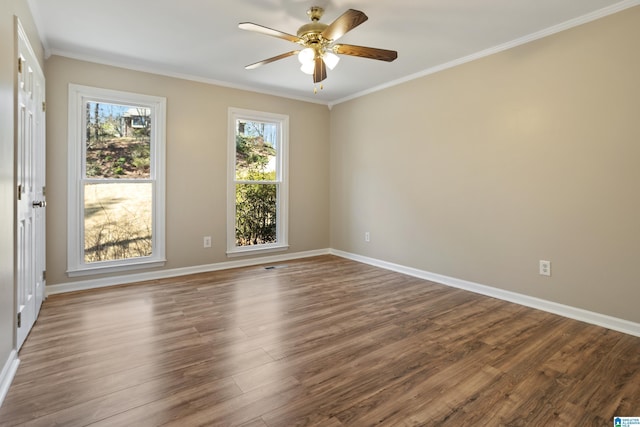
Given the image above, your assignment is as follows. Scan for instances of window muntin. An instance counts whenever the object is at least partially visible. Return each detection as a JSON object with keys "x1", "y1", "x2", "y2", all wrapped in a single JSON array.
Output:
[{"x1": 68, "y1": 85, "x2": 166, "y2": 276}]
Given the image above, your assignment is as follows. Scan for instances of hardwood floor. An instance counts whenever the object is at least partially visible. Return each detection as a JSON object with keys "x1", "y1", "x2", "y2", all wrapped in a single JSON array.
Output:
[{"x1": 1, "y1": 255, "x2": 639, "y2": 426}]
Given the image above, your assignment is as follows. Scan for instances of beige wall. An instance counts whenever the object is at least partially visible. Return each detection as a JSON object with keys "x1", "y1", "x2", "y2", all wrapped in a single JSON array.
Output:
[
  {"x1": 330, "y1": 6, "x2": 640, "y2": 323},
  {"x1": 45, "y1": 56, "x2": 330, "y2": 286},
  {"x1": 0, "y1": 0, "x2": 42, "y2": 376}
]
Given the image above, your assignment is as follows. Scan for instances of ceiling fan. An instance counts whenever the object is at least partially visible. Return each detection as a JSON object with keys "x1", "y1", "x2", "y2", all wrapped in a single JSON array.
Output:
[{"x1": 239, "y1": 6, "x2": 398, "y2": 87}]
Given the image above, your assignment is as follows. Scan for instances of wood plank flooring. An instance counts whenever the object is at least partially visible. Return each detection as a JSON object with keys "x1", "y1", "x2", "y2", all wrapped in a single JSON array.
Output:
[{"x1": 1, "y1": 255, "x2": 639, "y2": 426}]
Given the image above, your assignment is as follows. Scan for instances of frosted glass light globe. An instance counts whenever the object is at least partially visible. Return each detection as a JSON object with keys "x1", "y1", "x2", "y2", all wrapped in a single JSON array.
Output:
[{"x1": 298, "y1": 48, "x2": 315, "y2": 64}]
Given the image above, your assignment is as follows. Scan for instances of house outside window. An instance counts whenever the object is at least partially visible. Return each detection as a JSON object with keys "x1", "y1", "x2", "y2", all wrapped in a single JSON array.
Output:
[
  {"x1": 227, "y1": 108, "x2": 289, "y2": 256},
  {"x1": 67, "y1": 84, "x2": 166, "y2": 276}
]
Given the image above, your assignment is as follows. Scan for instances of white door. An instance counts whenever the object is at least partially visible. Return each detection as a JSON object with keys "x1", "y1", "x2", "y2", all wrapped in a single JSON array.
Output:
[{"x1": 16, "y1": 18, "x2": 46, "y2": 350}]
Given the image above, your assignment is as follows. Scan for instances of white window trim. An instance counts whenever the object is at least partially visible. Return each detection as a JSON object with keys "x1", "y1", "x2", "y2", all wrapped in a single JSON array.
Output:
[
  {"x1": 227, "y1": 107, "x2": 289, "y2": 256},
  {"x1": 67, "y1": 84, "x2": 166, "y2": 276}
]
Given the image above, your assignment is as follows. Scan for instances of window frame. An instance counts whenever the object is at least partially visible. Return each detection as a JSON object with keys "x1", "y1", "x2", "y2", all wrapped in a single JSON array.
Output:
[
  {"x1": 67, "y1": 84, "x2": 166, "y2": 276},
  {"x1": 227, "y1": 107, "x2": 289, "y2": 256}
]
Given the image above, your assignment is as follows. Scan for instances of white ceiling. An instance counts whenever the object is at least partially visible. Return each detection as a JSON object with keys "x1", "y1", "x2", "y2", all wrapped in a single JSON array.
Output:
[{"x1": 28, "y1": 0, "x2": 635, "y2": 105}]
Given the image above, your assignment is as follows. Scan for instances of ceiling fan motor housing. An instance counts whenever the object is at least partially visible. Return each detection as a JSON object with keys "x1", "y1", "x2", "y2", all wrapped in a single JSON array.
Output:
[
  {"x1": 297, "y1": 7, "x2": 331, "y2": 58},
  {"x1": 297, "y1": 22, "x2": 328, "y2": 39}
]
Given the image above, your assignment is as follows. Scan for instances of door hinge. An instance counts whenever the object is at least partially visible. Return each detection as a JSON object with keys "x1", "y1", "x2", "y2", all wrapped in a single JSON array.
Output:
[
  {"x1": 17, "y1": 312, "x2": 21, "y2": 328},
  {"x1": 17, "y1": 57, "x2": 22, "y2": 73},
  {"x1": 42, "y1": 270, "x2": 46, "y2": 281},
  {"x1": 17, "y1": 184, "x2": 22, "y2": 201},
  {"x1": 42, "y1": 101, "x2": 46, "y2": 112}
]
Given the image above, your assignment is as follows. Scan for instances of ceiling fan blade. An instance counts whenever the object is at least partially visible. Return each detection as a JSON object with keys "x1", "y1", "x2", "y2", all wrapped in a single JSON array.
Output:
[
  {"x1": 321, "y1": 9, "x2": 368, "y2": 42},
  {"x1": 238, "y1": 22, "x2": 302, "y2": 44},
  {"x1": 245, "y1": 51, "x2": 300, "y2": 70},
  {"x1": 333, "y1": 44, "x2": 398, "y2": 62},
  {"x1": 313, "y1": 57, "x2": 327, "y2": 83}
]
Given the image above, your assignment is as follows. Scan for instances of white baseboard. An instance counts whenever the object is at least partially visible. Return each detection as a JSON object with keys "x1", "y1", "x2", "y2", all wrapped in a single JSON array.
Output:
[
  {"x1": 46, "y1": 249, "x2": 331, "y2": 295},
  {"x1": 330, "y1": 249, "x2": 640, "y2": 338},
  {"x1": 0, "y1": 350, "x2": 19, "y2": 408}
]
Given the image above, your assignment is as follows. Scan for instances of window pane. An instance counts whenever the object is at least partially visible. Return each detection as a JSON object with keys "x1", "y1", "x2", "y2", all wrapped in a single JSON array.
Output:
[
  {"x1": 84, "y1": 182, "x2": 153, "y2": 262},
  {"x1": 235, "y1": 183, "x2": 277, "y2": 246},
  {"x1": 235, "y1": 119, "x2": 277, "y2": 180},
  {"x1": 85, "y1": 101, "x2": 151, "y2": 179}
]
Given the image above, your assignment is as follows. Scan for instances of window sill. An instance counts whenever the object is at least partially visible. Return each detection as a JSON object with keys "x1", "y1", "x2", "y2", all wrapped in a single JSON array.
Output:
[
  {"x1": 226, "y1": 244, "x2": 289, "y2": 258},
  {"x1": 67, "y1": 258, "x2": 166, "y2": 277}
]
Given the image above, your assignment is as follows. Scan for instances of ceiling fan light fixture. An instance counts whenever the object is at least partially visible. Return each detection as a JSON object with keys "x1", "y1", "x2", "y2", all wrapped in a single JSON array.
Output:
[
  {"x1": 240, "y1": 6, "x2": 397, "y2": 88},
  {"x1": 300, "y1": 61, "x2": 315, "y2": 75},
  {"x1": 298, "y1": 47, "x2": 315, "y2": 65},
  {"x1": 323, "y1": 51, "x2": 340, "y2": 70}
]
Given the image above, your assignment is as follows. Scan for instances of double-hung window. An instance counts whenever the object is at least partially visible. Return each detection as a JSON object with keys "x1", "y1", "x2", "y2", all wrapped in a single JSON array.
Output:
[
  {"x1": 227, "y1": 108, "x2": 289, "y2": 255},
  {"x1": 67, "y1": 84, "x2": 166, "y2": 276}
]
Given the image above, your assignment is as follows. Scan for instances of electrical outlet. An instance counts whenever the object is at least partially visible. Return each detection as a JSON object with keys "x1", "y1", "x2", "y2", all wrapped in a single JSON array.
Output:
[
  {"x1": 203, "y1": 236, "x2": 212, "y2": 248},
  {"x1": 365, "y1": 232, "x2": 370, "y2": 242},
  {"x1": 539, "y1": 260, "x2": 551, "y2": 277}
]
